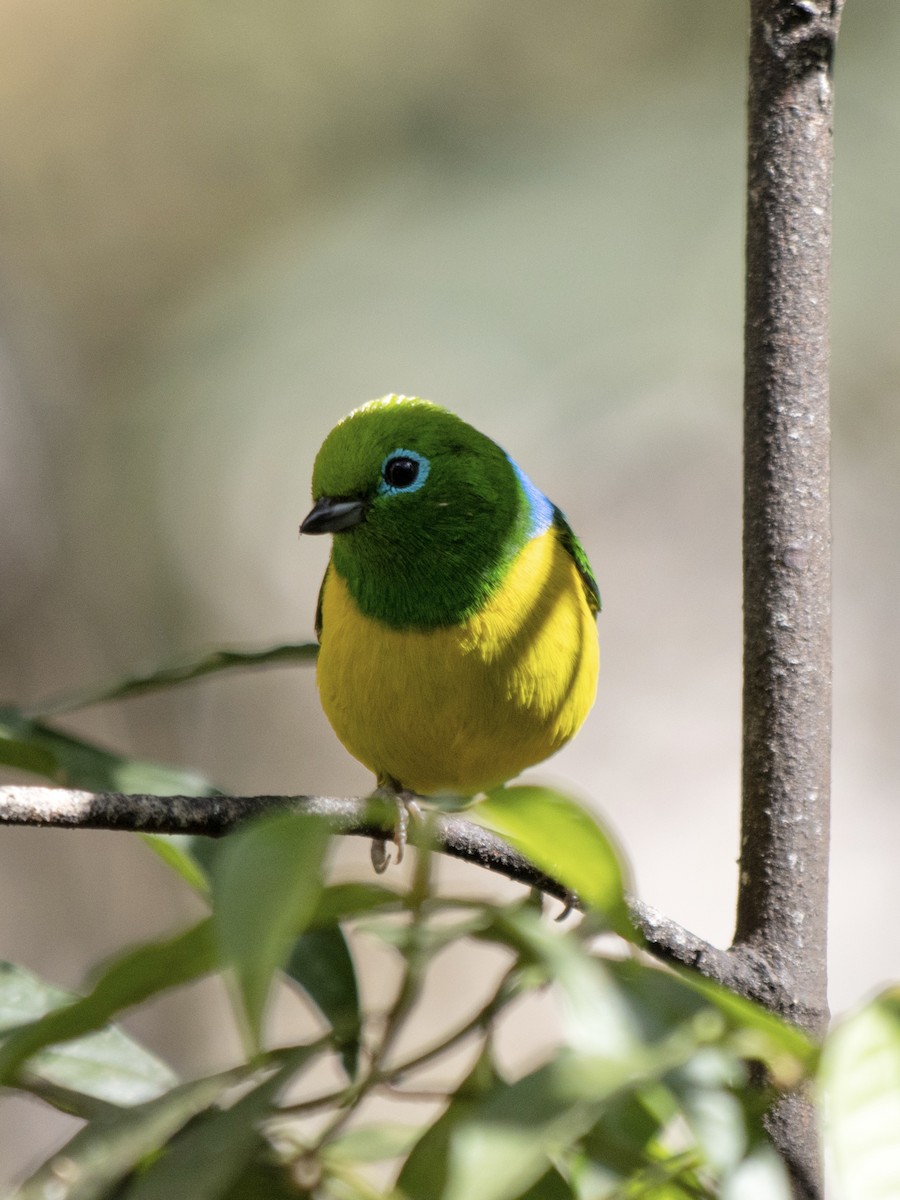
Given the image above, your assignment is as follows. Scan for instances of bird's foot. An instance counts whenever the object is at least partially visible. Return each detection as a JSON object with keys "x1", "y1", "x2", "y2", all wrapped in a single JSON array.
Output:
[
  {"x1": 370, "y1": 786, "x2": 424, "y2": 874},
  {"x1": 531, "y1": 886, "x2": 579, "y2": 921}
]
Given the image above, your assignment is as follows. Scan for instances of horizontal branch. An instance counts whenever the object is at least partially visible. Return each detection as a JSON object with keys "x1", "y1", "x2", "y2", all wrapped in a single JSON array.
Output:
[{"x1": 0, "y1": 786, "x2": 764, "y2": 999}]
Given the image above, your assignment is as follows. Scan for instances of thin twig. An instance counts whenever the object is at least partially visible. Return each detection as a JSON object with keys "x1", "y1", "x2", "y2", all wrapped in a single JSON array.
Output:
[{"x1": 276, "y1": 963, "x2": 520, "y2": 1120}]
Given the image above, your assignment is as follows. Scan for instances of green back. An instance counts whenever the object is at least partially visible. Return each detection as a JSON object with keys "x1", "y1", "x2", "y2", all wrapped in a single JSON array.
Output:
[{"x1": 552, "y1": 505, "x2": 601, "y2": 615}]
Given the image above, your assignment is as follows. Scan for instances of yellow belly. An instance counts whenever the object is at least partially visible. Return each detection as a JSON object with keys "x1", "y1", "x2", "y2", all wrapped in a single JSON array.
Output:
[{"x1": 316, "y1": 529, "x2": 599, "y2": 795}]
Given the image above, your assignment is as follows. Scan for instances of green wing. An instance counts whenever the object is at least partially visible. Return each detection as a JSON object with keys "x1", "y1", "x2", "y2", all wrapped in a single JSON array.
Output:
[
  {"x1": 552, "y1": 506, "x2": 601, "y2": 616},
  {"x1": 314, "y1": 565, "x2": 329, "y2": 640}
]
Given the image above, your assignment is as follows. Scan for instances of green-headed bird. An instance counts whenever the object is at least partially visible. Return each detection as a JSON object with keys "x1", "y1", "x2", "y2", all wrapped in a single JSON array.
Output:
[{"x1": 300, "y1": 395, "x2": 600, "y2": 867}]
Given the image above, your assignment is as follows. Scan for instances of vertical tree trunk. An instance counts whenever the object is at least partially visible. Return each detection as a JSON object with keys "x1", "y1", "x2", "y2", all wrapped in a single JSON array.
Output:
[{"x1": 737, "y1": 1, "x2": 843, "y2": 1196}]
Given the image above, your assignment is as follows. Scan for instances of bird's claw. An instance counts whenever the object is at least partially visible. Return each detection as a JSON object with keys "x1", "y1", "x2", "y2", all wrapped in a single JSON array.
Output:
[
  {"x1": 371, "y1": 837, "x2": 391, "y2": 874},
  {"x1": 370, "y1": 787, "x2": 423, "y2": 873},
  {"x1": 555, "y1": 890, "x2": 579, "y2": 921}
]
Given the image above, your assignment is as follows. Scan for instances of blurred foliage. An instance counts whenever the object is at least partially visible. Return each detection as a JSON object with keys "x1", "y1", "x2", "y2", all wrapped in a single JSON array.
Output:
[
  {"x1": 1, "y1": 774, "x2": 812, "y2": 1199},
  {"x1": 0, "y1": 704, "x2": 894, "y2": 1197},
  {"x1": 26, "y1": 644, "x2": 318, "y2": 720},
  {"x1": 0, "y1": 641, "x2": 318, "y2": 791},
  {"x1": 0, "y1": 705, "x2": 217, "y2": 796}
]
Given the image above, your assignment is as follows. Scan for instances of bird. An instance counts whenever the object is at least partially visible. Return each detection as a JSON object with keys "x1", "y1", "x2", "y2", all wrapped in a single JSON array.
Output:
[{"x1": 300, "y1": 394, "x2": 600, "y2": 869}]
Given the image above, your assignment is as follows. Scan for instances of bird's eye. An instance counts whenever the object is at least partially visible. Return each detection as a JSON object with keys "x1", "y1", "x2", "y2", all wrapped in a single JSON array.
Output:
[
  {"x1": 383, "y1": 456, "x2": 419, "y2": 489},
  {"x1": 379, "y1": 448, "x2": 430, "y2": 495}
]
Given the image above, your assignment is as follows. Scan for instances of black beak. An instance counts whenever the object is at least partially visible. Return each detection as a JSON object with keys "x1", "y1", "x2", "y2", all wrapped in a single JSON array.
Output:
[{"x1": 300, "y1": 496, "x2": 367, "y2": 535}]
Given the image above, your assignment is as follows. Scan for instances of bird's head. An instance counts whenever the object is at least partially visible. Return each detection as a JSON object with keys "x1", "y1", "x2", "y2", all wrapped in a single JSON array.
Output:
[{"x1": 301, "y1": 395, "x2": 536, "y2": 628}]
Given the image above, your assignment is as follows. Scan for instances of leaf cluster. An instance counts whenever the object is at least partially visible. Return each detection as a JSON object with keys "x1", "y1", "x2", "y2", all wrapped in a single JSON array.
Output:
[
  {"x1": 1, "y1": 648, "x2": 898, "y2": 1198},
  {"x1": 1, "y1": 797, "x2": 812, "y2": 1200}
]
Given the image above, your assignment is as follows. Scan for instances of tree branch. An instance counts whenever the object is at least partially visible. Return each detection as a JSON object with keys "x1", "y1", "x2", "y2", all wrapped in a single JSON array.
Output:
[
  {"x1": 740, "y1": 0, "x2": 838, "y2": 1031},
  {"x1": 739, "y1": 2, "x2": 843, "y2": 1195},
  {"x1": 1, "y1": 784, "x2": 753, "y2": 996}
]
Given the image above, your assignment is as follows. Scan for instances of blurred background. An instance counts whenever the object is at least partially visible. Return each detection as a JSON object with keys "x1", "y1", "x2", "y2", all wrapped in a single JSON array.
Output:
[{"x1": 1, "y1": 0, "x2": 898, "y2": 1186}]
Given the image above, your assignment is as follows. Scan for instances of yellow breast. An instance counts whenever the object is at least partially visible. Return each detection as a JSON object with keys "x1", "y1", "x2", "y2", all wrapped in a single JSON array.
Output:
[{"x1": 316, "y1": 528, "x2": 599, "y2": 795}]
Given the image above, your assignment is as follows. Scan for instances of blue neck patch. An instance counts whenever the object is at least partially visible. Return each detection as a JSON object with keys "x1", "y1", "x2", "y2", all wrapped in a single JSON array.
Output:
[{"x1": 507, "y1": 455, "x2": 553, "y2": 541}]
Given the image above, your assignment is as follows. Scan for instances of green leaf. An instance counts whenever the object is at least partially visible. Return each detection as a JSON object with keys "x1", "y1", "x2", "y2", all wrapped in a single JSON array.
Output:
[
  {"x1": 323, "y1": 1122, "x2": 421, "y2": 1164},
  {"x1": 474, "y1": 786, "x2": 631, "y2": 935},
  {"x1": 604, "y1": 959, "x2": 711, "y2": 1043},
  {"x1": 285, "y1": 927, "x2": 361, "y2": 1079},
  {"x1": 821, "y1": 988, "x2": 900, "y2": 1200},
  {"x1": 217, "y1": 1157, "x2": 307, "y2": 1200},
  {"x1": 26, "y1": 1024, "x2": 179, "y2": 1111},
  {"x1": 17, "y1": 1076, "x2": 125, "y2": 1123},
  {"x1": 603, "y1": 957, "x2": 813, "y2": 1092},
  {"x1": 212, "y1": 812, "x2": 330, "y2": 1049},
  {"x1": 439, "y1": 1057, "x2": 601, "y2": 1200},
  {"x1": 434, "y1": 953, "x2": 767, "y2": 1200},
  {"x1": 108, "y1": 757, "x2": 217, "y2": 796},
  {"x1": 0, "y1": 706, "x2": 217, "y2": 794},
  {"x1": 398, "y1": 1046, "x2": 500, "y2": 1200},
  {"x1": 309, "y1": 882, "x2": 402, "y2": 927},
  {"x1": 0, "y1": 961, "x2": 178, "y2": 1110},
  {"x1": 670, "y1": 965, "x2": 816, "y2": 1082},
  {"x1": 668, "y1": 1049, "x2": 747, "y2": 1172},
  {"x1": 517, "y1": 1167, "x2": 574, "y2": 1200},
  {"x1": 26, "y1": 642, "x2": 319, "y2": 717},
  {"x1": 482, "y1": 907, "x2": 643, "y2": 1058},
  {"x1": 120, "y1": 1045, "x2": 316, "y2": 1200},
  {"x1": 572, "y1": 1148, "x2": 704, "y2": 1200},
  {"x1": 14, "y1": 1069, "x2": 244, "y2": 1200},
  {"x1": 184, "y1": 833, "x2": 224, "y2": 880},
  {"x1": 0, "y1": 733, "x2": 58, "y2": 779},
  {"x1": 141, "y1": 834, "x2": 211, "y2": 895},
  {"x1": 434, "y1": 1053, "x2": 680, "y2": 1200},
  {"x1": 361, "y1": 911, "x2": 492, "y2": 956},
  {"x1": 0, "y1": 921, "x2": 217, "y2": 1085},
  {"x1": 580, "y1": 1089, "x2": 666, "y2": 1178}
]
